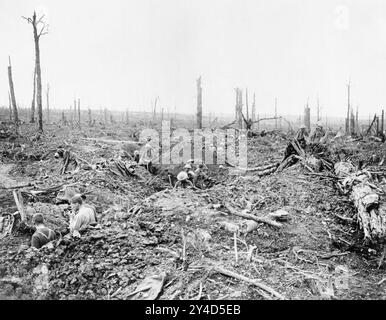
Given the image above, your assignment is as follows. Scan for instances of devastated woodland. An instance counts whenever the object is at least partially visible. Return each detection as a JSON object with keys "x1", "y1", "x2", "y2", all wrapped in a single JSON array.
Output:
[
  {"x1": 2, "y1": 4, "x2": 386, "y2": 302},
  {"x1": 1, "y1": 111, "x2": 386, "y2": 300}
]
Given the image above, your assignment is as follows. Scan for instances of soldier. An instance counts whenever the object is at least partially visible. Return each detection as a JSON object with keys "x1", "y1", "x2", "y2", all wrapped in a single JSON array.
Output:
[
  {"x1": 69, "y1": 195, "x2": 97, "y2": 237},
  {"x1": 31, "y1": 213, "x2": 56, "y2": 249}
]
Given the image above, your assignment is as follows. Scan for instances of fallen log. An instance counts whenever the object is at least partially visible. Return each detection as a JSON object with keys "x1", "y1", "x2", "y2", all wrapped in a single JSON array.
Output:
[
  {"x1": 224, "y1": 204, "x2": 282, "y2": 228},
  {"x1": 211, "y1": 264, "x2": 285, "y2": 300},
  {"x1": 334, "y1": 161, "x2": 386, "y2": 242}
]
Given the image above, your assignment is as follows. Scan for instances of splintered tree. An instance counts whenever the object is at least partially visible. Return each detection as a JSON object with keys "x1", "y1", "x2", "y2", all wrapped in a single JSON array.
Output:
[
  {"x1": 234, "y1": 88, "x2": 243, "y2": 129},
  {"x1": 70, "y1": 105, "x2": 73, "y2": 127},
  {"x1": 196, "y1": 76, "x2": 202, "y2": 129},
  {"x1": 252, "y1": 94, "x2": 256, "y2": 123},
  {"x1": 275, "y1": 98, "x2": 278, "y2": 129},
  {"x1": 30, "y1": 66, "x2": 36, "y2": 123},
  {"x1": 88, "y1": 108, "x2": 92, "y2": 126},
  {"x1": 316, "y1": 95, "x2": 320, "y2": 122},
  {"x1": 152, "y1": 97, "x2": 159, "y2": 121},
  {"x1": 350, "y1": 108, "x2": 355, "y2": 136},
  {"x1": 46, "y1": 83, "x2": 50, "y2": 124},
  {"x1": 23, "y1": 12, "x2": 48, "y2": 132},
  {"x1": 346, "y1": 80, "x2": 351, "y2": 134},
  {"x1": 245, "y1": 88, "x2": 249, "y2": 121},
  {"x1": 304, "y1": 100, "x2": 311, "y2": 131},
  {"x1": 8, "y1": 57, "x2": 19, "y2": 134},
  {"x1": 8, "y1": 91, "x2": 12, "y2": 121},
  {"x1": 78, "y1": 98, "x2": 81, "y2": 126}
]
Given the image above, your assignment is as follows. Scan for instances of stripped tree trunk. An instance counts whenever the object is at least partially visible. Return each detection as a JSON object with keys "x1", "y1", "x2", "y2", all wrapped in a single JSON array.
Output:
[
  {"x1": 88, "y1": 108, "x2": 92, "y2": 126},
  {"x1": 33, "y1": 13, "x2": 43, "y2": 132},
  {"x1": 304, "y1": 105, "x2": 311, "y2": 132},
  {"x1": 78, "y1": 98, "x2": 81, "y2": 127},
  {"x1": 196, "y1": 76, "x2": 202, "y2": 129},
  {"x1": 246, "y1": 88, "x2": 249, "y2": 121},
  {"x1": 70, "y1": 105, "x2": 73, "y2": 128},
  {"x1": 46, "y1": 83, "x2": 50, "y2": 124},
  {"x1": 31, "y1": 66, "x2": 36, "y2": 123},
  {"x1": 8, "y1": 91, "x2": 12, "y2": 121},
  {"x1": 251, "y1": 93, "x2": 256, "y2": 128},
  {"x1": 8, "y1": 57, "x2": 19, "y2": 134}
]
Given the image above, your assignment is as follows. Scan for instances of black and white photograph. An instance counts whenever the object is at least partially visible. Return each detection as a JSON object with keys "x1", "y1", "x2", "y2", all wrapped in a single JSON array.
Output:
[{"x1": 0, "y1": 0, "x2": 386, "y2": 306}]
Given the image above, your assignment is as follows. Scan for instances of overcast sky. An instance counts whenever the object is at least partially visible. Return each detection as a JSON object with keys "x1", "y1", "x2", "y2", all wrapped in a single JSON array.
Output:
[{"x1": 1, "y1": 0, "x2": 386, "y2": 118}]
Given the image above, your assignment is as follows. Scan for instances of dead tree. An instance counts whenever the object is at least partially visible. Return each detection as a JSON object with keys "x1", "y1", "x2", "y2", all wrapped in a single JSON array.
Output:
[
  {"x1": 346, "y1": 80, "x2": 351, "y2": 134},
  {"x1": 316, "y1": 95, "x2": 320, "y2": 122},
  {"x1": 356, "y1": 107, "x2": 359, "y2": 133},
  {"x1": 61, "y1": 111, "x2": 67, "y2": 125},
  {"x1": 8, "y1": 91, "x2": 12, "y2": 121},
  {"x1": 8, "y1": 57, "x2": 19, "y2": 134},
  {"x1": 196, "y1": 76, "x2": 202, "y2": 129},
  {"x1": 30, "y1": 66, "x2": 36, "y2": 123},
  {"x1": 78, "y1": 98, "x2": 81, "y2": 126},
  {"x1": 125, "y1": 109, "x2": 129, "y2": 124},
  {"x1": 153, "y1": 97, "x2": 159, "y2": 121},
  {"x1": 382, "y1": 109, "x2": 385, "y2": 135},
  {"x1": 235, "y1": 88, "x2": 243, "y2": 129},
  {"x1": 88, "y1": 108, "x2": 92, "y2": 126},
  {"x1": 377, "y1": 116, "x2": 380, "y2": 135},
  {"x1": 275, "y1": 98, "x2": 278, "y2": 129},
  {"x1": 304, "y1": 100, "x2": 310, "y2": 131},
  {"x1": 251, "y1": 93, "x2": 256, "y2": 123},
  {"x1": 70, "y1": 105, "x2": 73, "y2": 128},
  {"x1": 23, "y1": 12, "x2": 48, "y2": 132},
  {"x1": 245, "y1": 88, "x2": 249, "y2": 121},
  {"x1": 46, "y1": 83, "x2": 50, "y2": 124},
  {"x1": 366, "y1": 114, "x2": 378, "y2": 135},
  {"x1": 104, "y1": 108, "x2": 107, "y2": 125},
  {"x1": 350, "y1": 109, "x2": 355, "y2": 136}
]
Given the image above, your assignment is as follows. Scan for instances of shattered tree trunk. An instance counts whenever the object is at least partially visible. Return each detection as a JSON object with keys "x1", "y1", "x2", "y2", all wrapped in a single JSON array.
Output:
[
  {"x1": 275, "y1": 98, "x2": 278, "y2": 129},
  {"x1": 335, "y1": 162, "x2": 386, "y2": 242},
  {"x1": 30, "y1": 66, "x2": 36, "y2": 123},
  {"x1": 78, "y1": 99, "x2": 81, "y2": 127},
  {"x1": 304, "y1": 105, "x2": 310, "y2": 132},
  {"x1": 235, "y1": 88, "x2": 243, "y2": 129},
  {"x1": 251, "y1": 93, "x2": 256, "y2": 129},
  {"x1": 246, "y1": 88, "x2": 249, "y2": 121},
  {"x1": 32, "y1": 13, "x2": 44, "y2": 132},
  {"x1": 70, "y1": 105, "x2": 73, "y2": 128},
  {"x1": 346, "y1": 82, "x2": 351, "y2": 134},
  {"x1": 46, "y1": 83, "x2": 50, "y2": 124},
  {"x1": 88, "y1": 108, "x2": 92, "y2": 126},
  {"x1": 350, "y1": 110, "x2": 355, "y2": 136},
  {"x1": 8, "y1": 57, "x2": 19, "y2": 134},
  {"x1": 61, "y1": 111, "x2": 66, "y2": 125},
  {"x1": 8, "y1": 92, "x2": 12, "y2": 121},
  {"x1": 196, "y1": 76, "x2": 202, "y2": 129}
]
